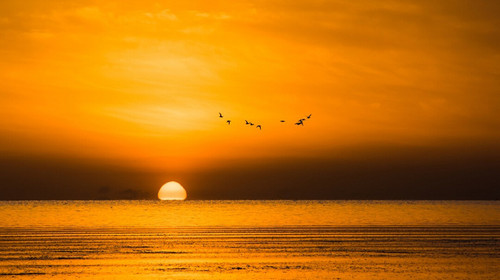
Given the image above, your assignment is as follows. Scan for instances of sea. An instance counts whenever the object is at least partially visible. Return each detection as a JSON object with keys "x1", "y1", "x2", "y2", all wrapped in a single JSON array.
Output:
[{"x1": 0, "y1": 200, "x2": 499, "y2": 279}]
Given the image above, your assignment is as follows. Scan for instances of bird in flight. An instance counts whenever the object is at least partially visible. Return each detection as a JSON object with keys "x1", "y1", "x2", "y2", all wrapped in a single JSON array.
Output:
[
  {"x1": 227, "y1": 120, "x2": 231, "y2": 124},
  {"x1": 280, "y1": 120, "x2": 285, "y2": 122},
  {"x1": 256, "y1": 125, "x2": 262, "y2": 130},
  {"x1": 250, "y1": 122, "x2": 254, "y2": 126},
  {"x1": 245, "y1": 120, "x2": 250, "y2": 125},
  {"x1": 307, "y1": 114, "x2": 312, "y2": 119},
  {"x1": 295, "y1": 120, "x2": 304, "y2": 126},
  {"x1": 219, "y1": 112, "x2": 223, "y2": 118}
]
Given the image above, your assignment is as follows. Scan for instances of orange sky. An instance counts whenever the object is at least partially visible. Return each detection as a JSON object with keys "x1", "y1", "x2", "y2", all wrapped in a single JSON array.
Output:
[{"x1": 1, "y1": 0, "x2": 499, "y2": 175}]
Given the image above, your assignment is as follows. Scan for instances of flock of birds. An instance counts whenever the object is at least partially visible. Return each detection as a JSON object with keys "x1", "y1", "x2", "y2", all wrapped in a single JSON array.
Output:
[{"x1": 218, "y1": 112, "x2": 312, "y2": 130}]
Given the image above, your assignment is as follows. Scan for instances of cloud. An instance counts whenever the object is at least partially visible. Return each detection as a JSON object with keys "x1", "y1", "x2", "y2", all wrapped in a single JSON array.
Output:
[
  {"x1": 145, "y1": 9, "x2": 178, "y2": 21},
  {"x1": 191, "y1": 10, "x2": 231, "y2": 20}
]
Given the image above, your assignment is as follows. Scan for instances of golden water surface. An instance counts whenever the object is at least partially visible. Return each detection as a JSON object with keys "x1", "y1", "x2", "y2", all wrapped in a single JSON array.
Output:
[{"x1": 0, "y1": 201, "x2": 499, "y2": 279}]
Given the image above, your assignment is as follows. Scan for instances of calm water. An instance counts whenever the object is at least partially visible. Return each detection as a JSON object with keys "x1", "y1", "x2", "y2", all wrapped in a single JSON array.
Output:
[{"x1": 0, "y1": 200, "x2": 499, "y2": 279}]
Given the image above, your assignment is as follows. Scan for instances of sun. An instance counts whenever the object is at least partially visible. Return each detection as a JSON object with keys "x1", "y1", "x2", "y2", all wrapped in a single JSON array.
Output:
[{"x1": 158, "y1": 181, "x2": 187, "y2": 200}]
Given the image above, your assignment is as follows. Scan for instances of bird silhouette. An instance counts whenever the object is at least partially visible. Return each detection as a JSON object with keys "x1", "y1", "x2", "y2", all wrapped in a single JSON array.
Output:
[{"x1": 216, "y1": 112, "x2": 310, "y2": 129}]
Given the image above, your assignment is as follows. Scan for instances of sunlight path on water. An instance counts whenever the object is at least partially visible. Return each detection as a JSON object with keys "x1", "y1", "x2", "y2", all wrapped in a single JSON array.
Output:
[{"x1": 0, "y1": 201, "x2": 499, "y2": 279}]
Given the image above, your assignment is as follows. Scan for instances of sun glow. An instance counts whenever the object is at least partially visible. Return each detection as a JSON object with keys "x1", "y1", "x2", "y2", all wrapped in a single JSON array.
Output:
[{"x1": 158, "y1": 181, "x2": 187, "y2": 200}]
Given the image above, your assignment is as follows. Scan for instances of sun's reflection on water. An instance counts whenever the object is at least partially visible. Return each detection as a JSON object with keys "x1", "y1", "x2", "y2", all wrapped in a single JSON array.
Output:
[{"x1": 0, "y1": 201, "x2": 498, "y2": 279}]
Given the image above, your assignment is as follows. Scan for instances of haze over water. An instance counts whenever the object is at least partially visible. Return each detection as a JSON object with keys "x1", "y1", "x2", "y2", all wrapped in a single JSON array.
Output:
[{"x1": 1, "y1": 200, "x2": 499, "y2": 279}]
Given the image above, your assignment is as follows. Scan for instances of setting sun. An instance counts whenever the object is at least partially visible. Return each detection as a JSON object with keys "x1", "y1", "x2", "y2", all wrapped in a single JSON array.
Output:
[{"x1": 158, "y1": 181, "x2": 187, "y2": 200}]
